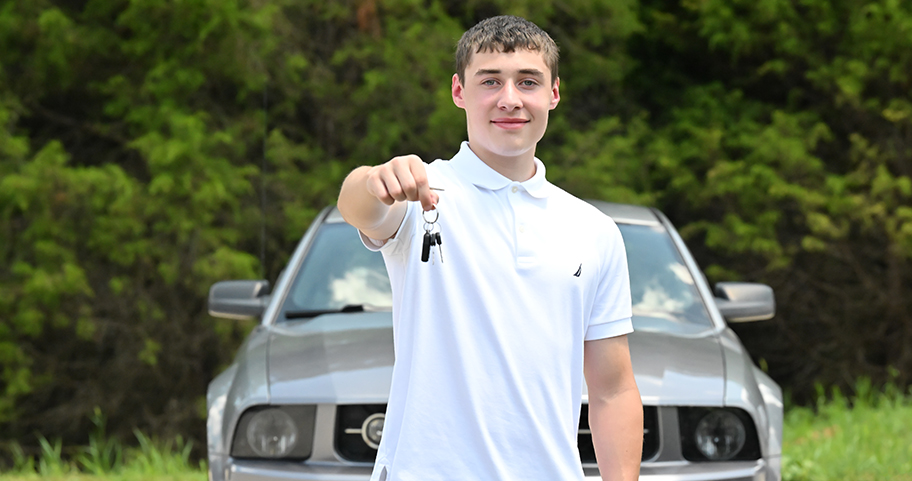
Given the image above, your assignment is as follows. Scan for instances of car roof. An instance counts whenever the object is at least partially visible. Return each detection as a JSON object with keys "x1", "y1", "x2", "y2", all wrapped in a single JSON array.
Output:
[
  {"x1": 324, "y1": 201, "x2": 660, "y2": 226},
  {"x1": 585, "y1": 200, "x2": 660, "y2": 226}
]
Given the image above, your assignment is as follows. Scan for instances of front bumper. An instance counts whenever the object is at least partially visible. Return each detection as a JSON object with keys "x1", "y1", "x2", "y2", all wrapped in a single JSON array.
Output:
[
  {"x1": 210, "y1": 455, "x2": 781, "y2": 481},
  {"x1": 634, "y1": 457, "x2": 779, "y2": 481}
]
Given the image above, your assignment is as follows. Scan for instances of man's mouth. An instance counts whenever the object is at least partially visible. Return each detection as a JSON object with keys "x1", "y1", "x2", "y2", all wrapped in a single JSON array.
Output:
[{"x1": 491, "y1": 118, "x2": 530, "y2": 129}]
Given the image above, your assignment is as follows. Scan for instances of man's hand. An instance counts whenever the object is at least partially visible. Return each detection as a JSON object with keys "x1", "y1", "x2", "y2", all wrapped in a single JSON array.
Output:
[
  {"x1": 338, "y1": 155, "x2": 439, "y2": 241},
  {"x1": 365, "y1": 155, "x2": 438, "y2": 212}
]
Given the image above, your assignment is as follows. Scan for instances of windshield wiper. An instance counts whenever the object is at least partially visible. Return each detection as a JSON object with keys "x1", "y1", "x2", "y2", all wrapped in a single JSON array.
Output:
[{"x1": 284, "y1": 304, "x2": 390, "y2": 320}]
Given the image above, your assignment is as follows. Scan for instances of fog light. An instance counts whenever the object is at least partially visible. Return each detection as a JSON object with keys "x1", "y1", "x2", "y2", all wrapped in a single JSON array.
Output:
[
  {"x1": 362, "y1": 413, "x2": 384, "y2": 449},
  {"x1": 694, "y1": 410, "x2": 746, "y2": 460},
  {"x1": 246, "y1": 409, "x2": 298, "y2": 457}
]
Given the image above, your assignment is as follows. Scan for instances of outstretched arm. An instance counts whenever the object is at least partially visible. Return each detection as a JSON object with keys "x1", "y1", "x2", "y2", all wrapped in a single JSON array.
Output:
[
  {"x1": 584, "y1": 334, "x2": 642, "y2": 481},
  {"x1": 337, "y1": 155, "x2": 438, "y2": 241}
]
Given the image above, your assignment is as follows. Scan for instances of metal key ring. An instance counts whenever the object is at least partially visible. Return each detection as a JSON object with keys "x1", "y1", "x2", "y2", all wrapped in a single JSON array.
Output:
[{"x1": 422, "y1": 208, "x2": 439, "y2": 224}]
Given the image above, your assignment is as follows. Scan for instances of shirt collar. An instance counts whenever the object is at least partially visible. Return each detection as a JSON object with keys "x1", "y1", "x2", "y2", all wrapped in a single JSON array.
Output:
[{"x1": 449, "y1": 142, "x2": 552, "y2": 198}]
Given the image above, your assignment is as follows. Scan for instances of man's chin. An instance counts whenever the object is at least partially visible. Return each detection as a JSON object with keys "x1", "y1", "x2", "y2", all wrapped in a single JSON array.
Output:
[
  {"x1": 472, "y1": 144, "x2": 533, "y2": 160},
  {"x1": 473, "y1": 137, "x2": 539, "y2": 155}
]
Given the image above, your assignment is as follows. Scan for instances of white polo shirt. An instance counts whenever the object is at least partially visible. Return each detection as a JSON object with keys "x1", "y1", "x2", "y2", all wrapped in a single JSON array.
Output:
[{"x1": 362, "y1": 142, "x2": 632, "y2": 481}]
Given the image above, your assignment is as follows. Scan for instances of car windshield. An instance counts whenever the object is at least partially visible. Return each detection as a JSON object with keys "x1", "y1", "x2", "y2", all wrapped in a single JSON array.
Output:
[
  {"x1": 281, "y1": 221, "x2": 712, "y2": 330},
  {"x1": 619, "y1": 224, "x2": 713, "y2": 330},
  {"x1": 282, "y1": 221, "x2": 393, "y2": 316}
]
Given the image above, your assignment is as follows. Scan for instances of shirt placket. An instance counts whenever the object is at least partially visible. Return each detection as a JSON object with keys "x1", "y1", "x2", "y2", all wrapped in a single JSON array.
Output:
[{"x1": 508, "y1": 182, "x2": 536, "y2": 265}]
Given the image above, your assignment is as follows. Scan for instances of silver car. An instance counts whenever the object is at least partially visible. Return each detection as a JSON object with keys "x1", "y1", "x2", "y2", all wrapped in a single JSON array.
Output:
[{"x1": 206, "y1": 201, "x2": 783, "y2": 481}]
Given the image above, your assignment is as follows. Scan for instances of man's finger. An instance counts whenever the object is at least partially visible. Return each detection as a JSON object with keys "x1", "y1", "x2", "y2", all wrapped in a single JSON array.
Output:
[
  {"x1": 407, "y1": 158, "x2": 438, "y2": 211},
  {"x1": 377, "y1": 166, "x2": 408, "y2": 202},
  {"x1": 365, "y1": 169, "x2": 395, "y2": 205},
  {"x1": 391, "y1": 158, "x2": 418, "y2": 201}
]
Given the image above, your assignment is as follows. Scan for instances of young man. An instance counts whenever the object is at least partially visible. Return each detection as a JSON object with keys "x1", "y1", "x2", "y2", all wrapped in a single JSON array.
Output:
[{"x1": 338, "y1": 15, "x2": 642, "y2": 481}]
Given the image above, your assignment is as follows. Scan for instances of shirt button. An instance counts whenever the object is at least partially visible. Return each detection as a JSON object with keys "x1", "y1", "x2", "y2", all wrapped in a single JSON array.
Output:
[
  {"x1": 511, "y1": 186, "x2": 519, "y2": 193},
  {"x1": 519, "y1": 225, "x2": 526, "y2": 233}
]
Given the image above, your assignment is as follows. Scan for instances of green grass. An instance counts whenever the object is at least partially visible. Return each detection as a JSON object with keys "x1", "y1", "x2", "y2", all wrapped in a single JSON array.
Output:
[
  {"x1": 1, "y1": 432, "x2": 206, "y2": 481},
  {"x1": 3, "y1": 475, "x2": 203, "y2": 481},
  {"x1": 2, "y1": 409, "x2": 205, "y2": 481},
  {"x1": 782, "y1": 379, "x2": 912, "y2": 481},
  {"x1": 3, "y1": 383, "x2": 911, "y2": 481}
]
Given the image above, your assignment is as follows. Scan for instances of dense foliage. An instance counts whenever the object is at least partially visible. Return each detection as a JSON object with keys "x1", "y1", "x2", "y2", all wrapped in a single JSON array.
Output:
[{"x1": 1, "y1": 0, "x2": 910, "y2": 451}]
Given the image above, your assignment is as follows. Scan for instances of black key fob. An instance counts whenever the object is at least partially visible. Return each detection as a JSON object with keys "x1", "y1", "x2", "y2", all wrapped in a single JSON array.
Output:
[{"x1": 421, "y1": 232, "x2": 431, "y2": 262}]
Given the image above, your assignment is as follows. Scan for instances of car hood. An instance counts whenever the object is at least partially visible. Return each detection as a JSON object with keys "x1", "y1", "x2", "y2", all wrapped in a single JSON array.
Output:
[
  {"x1": 624, "y1": 317, "x2": 725, "y2": 406},
  {"x1": 266, "y1": 313, "x2": 724, "y2": 405},
  {"x1": 267, "y1": 312, "x2": 395, "y2": 404}
]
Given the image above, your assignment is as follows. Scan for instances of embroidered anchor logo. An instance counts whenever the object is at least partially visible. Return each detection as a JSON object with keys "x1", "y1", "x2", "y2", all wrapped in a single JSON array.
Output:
[{"x1": 573, "y1": 264, "x2": 582, "y2": 277}]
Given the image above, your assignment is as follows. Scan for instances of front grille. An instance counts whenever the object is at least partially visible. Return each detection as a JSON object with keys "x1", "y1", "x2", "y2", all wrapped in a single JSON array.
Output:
[
  {"x1": 337, "y1": 404, "x2": 658, "y2": 464},
  {"x1": 578, "y1": 404, "x2": 659, "y2": 463},
  {"x1": 335, "y1": 404, "x2": 386, "y2": 462}
]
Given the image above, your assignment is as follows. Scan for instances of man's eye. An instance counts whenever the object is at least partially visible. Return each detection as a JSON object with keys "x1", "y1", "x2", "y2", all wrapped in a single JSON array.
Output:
[
  {"x1": 482, "y1": 79, "x2": 498, "y2": 86},
  {"x1": 520, "y1": 80, "x2": 538, "y2": 87}
]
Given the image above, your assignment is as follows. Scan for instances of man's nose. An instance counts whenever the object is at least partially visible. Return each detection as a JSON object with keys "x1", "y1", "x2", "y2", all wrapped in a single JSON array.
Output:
[{"x1": 497, "y1": 82, "x2": 523, "y2": 110}]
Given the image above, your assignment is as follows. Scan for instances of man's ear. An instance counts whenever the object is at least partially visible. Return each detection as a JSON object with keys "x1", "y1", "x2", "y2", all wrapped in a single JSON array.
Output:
[
  {"x1": 550, "y1": 77, "x2": 561, "y2": 110},
  {"x1": 452, "y1": 74, "x2": 466, "y2": 109}
]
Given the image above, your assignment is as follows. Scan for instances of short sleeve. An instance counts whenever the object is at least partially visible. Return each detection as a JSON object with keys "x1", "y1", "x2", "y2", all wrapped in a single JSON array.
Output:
[{"x1": 585, "y1": 219, "x2": 634, "y2": 341}]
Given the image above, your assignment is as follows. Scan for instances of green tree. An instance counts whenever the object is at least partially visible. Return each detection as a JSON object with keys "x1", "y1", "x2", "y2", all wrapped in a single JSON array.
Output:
[
  {"x1": 0, "y1": 0, "x2": 272, "y2": 443},
  {"x1": 613, "y1": 0, "x2": 912, "y2": 396}
]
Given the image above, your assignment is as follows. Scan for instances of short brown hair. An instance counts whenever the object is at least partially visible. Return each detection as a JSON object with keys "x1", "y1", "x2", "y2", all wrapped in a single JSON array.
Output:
[{"x1": 455, "y1": 15, "x2": 560, "y2": 86}]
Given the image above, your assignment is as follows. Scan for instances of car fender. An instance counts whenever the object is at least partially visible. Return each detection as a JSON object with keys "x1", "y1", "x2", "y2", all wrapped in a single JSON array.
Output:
[
  {"x1": 207, "y1": 363, "x2": 237, "y2": 456},
  {"x1": 718, "y1": 328, "x2": 781, "y2": 458},
  {"x1": 209, "y1": 326, "x2": 272, "y2": 457},
  {"x1": 754, "y1": 366, "x2": 784, "y2": 456}
]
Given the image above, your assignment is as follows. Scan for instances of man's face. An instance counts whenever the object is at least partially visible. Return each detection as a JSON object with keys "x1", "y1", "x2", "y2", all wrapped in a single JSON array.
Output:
[{"x1": 452, "y1": 48, "x2": 560, "y2": 165}]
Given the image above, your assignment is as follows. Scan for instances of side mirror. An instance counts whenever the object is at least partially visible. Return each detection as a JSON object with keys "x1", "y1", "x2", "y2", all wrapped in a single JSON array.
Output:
[
  {"x1": 714, "y1": 282, "x2": 775, "y2": 323},
  {"x1": 208, "y1": 280, "x2": 271, "y2": 320}
]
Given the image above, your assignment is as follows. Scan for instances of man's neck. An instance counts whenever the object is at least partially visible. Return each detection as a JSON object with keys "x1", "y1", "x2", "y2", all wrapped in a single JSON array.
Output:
[{"x1": 467, "y1": 143, "x2": 537, "y2": 182}]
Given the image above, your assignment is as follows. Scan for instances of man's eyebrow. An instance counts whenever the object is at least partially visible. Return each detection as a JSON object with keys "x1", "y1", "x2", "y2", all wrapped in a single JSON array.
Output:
[
  {"x1": 473, "y1": 68, "x2": 546, "y2": 78},
  {"x1": 518, "y1": 69, "x2": 546, "y2": 78}
]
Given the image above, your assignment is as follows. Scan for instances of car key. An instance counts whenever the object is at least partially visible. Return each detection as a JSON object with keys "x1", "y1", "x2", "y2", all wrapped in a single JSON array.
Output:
[
  {"x1": 421, "y1": 206, "x2": 442, "y2": 264},
  {"x1": 429, "y1": 230, "x2": 438, "y2": 264},
  {"x1": 421, "y1": 230, "x2": 432, "y2": 262},
  {"x1": 434, "y1": 232, "x2": 443, "y2": 263}
]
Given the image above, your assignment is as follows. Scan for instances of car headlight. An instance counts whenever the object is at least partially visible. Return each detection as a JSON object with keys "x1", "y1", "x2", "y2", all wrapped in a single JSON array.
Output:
[
  {"x1": 231, "y1": 405, "x2": 316, "y2": 460},
  {"x1": 679, "y1": 407, "x2": 761, "y2": 462},
  {"x1": 246, "y1": 409, "x2": 298, "y2": 457},
  {"x1": 694, "y1": 410, "x2": 746, "y2": 460}
]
